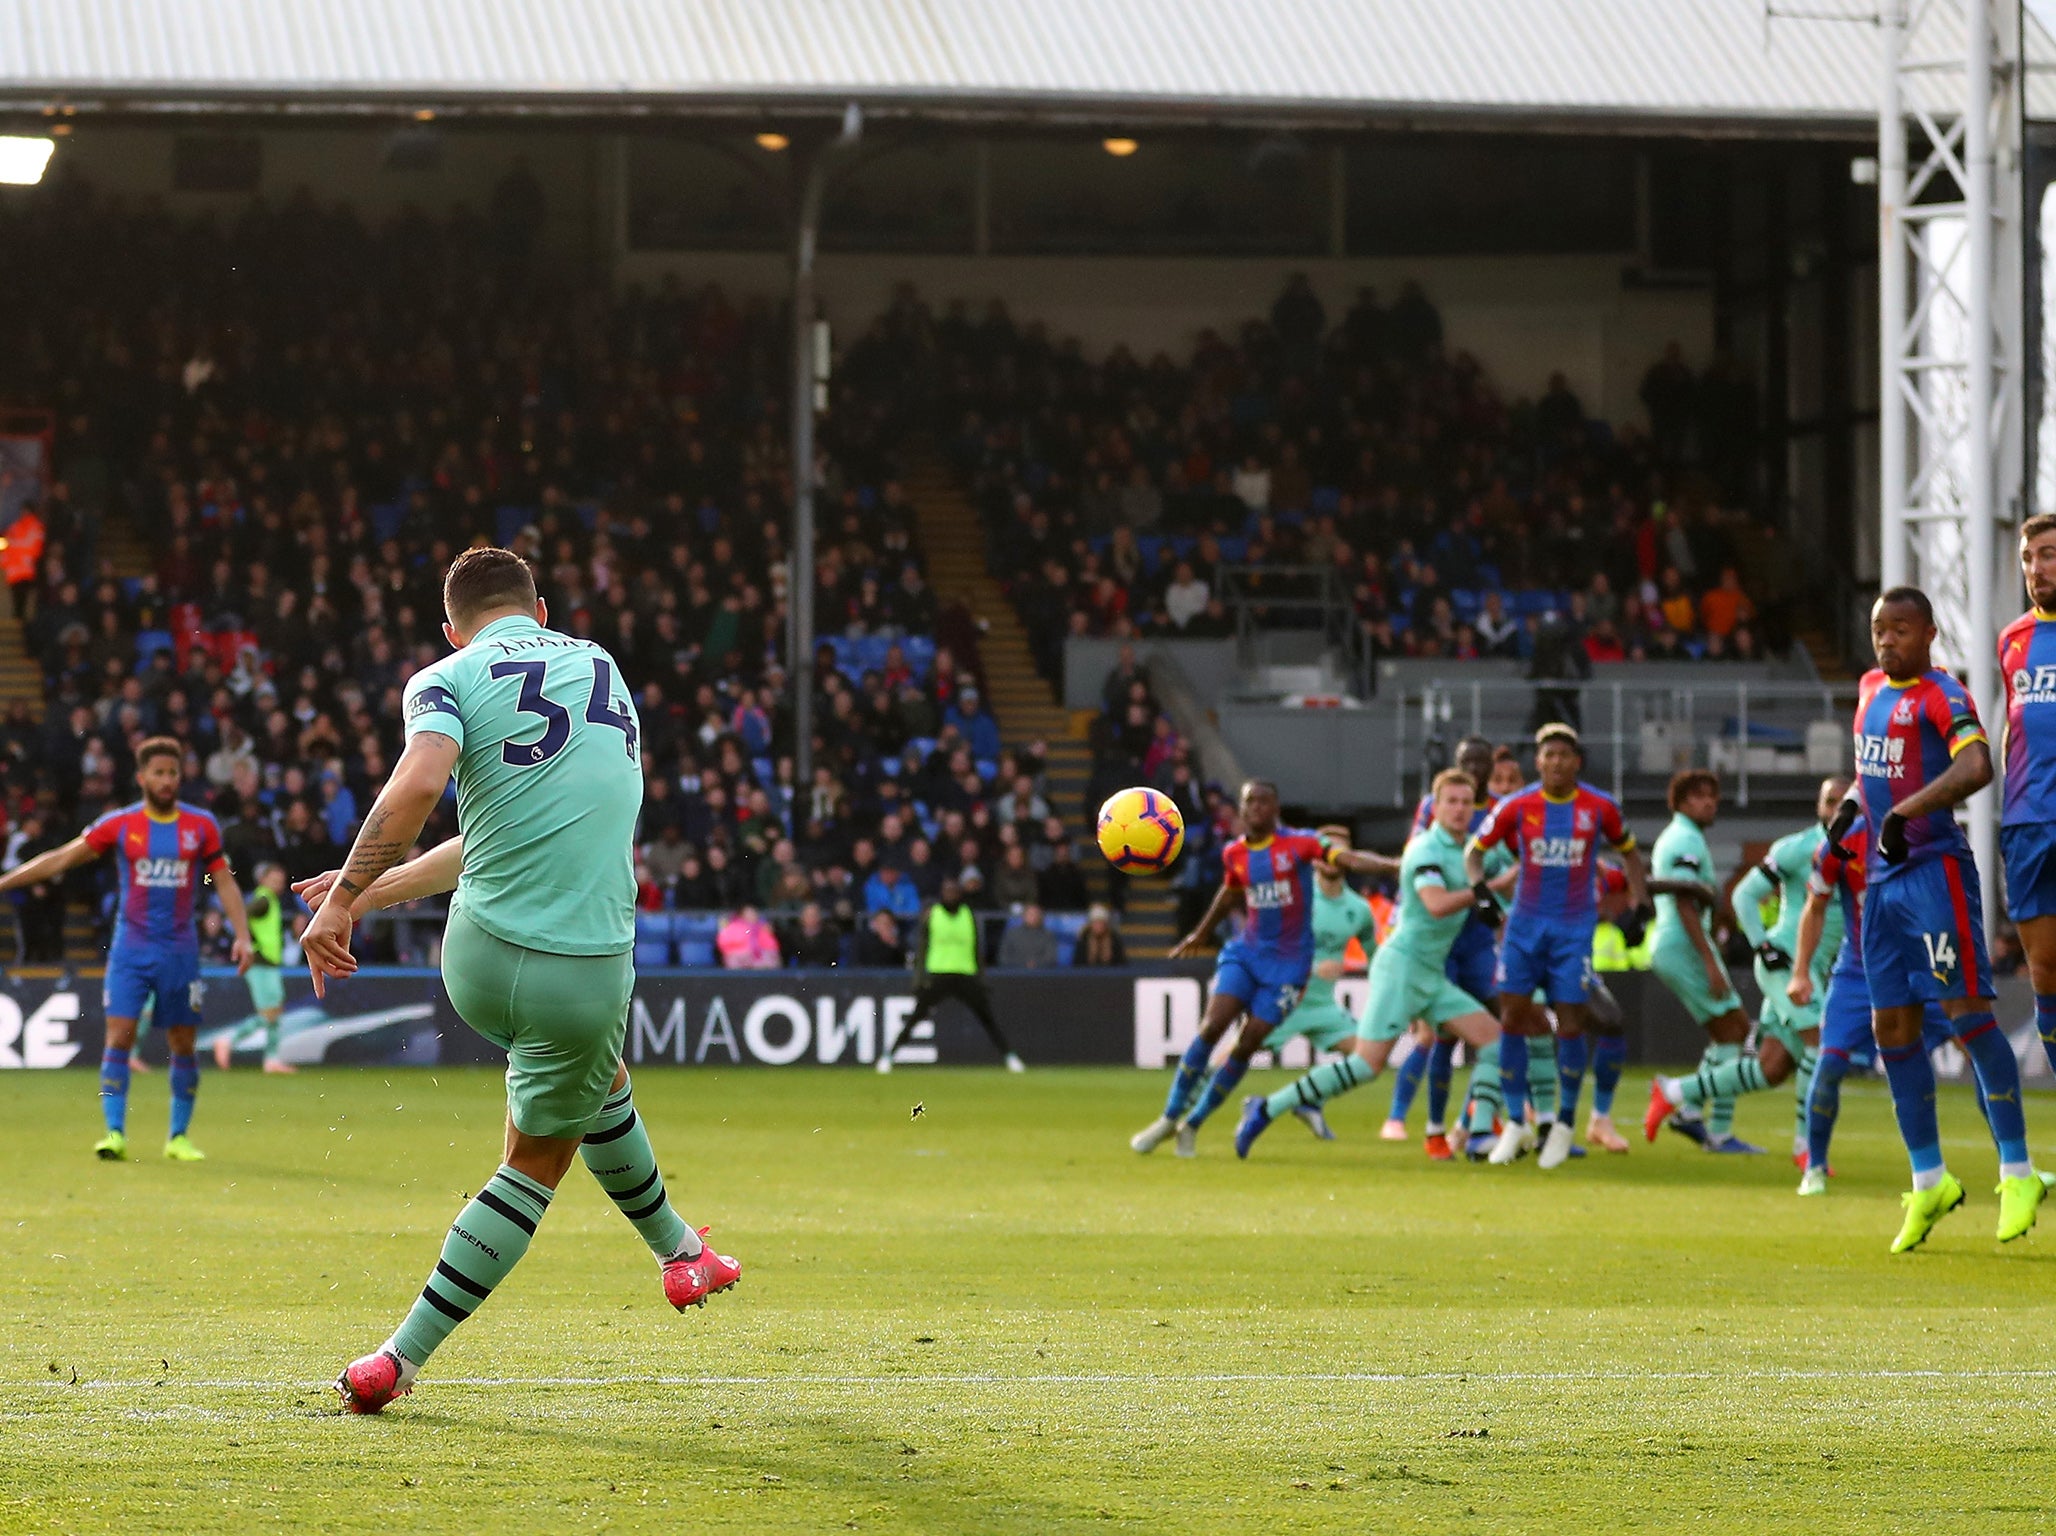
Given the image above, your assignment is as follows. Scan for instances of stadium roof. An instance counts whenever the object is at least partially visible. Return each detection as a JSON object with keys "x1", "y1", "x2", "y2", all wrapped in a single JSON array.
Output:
[{"x1": 3, "y1": 0, "x2": 2055, "y2": 133}]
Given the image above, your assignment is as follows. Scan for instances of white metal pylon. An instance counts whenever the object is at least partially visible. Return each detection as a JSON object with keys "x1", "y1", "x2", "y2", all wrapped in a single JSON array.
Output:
[{"x1": 1878, "y1": 0, "x2": 2024, "y2": 925}]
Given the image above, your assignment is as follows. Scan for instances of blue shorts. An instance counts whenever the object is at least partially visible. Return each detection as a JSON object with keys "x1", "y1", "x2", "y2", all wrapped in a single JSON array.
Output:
[
  {"x1": 2002, "y1": 823, "x2": 2056, "y2": 924},
  {"x1": 1861, "y1": 855, "x2": 1991, "y2": 1011},
  {"x1": 1444, "y1": 920, "x2": 1498, "y2": 1007},
  {"x1": 1212, "y1": 943, "x2": 1312, "y2": 1027},
  {"x1": 1494, "y1": 915, "x2": 1594, "y2": 1006},
  {"x1": 104, "y1": 945, "x2": 204, "y2": 1028},
  {"x1": 1818, "y1": 968, "x2": 1956, "y2": 1065}
]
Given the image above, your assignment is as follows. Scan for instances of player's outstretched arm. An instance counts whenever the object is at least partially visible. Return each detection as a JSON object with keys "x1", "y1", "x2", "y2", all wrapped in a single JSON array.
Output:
[
  {"x1": 1787, "y1": 891, "x2": 1831, "y2": 1006},
  {"x1": 1619, "y1": 845, "x2": 1651, "y2": 912},
  {"x1": 1327, "y1": 847, "x2": 1400, "y2": 880},
  {"x1": 303, "y1": 732, "x2": 460, "y2": 996},
  {"x1": 0, "y1": 835, "x2": 99, "y2": 895},
  {"x1": 1169, "y1": 881, "x2": 1240, "y2": 958}
]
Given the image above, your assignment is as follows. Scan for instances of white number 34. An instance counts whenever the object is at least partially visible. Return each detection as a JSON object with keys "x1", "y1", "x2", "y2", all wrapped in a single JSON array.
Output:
[{"x1": 1921, "y1": 931, "x2": 1959, "y2": 974}]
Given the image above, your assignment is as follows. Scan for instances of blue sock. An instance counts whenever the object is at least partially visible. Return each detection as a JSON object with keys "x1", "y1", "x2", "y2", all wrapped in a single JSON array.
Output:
[
  {"x1": 1163, "y1": 1036, "x2": 1213, "y2": 1120},
  {"x1": 1184, "y1": 1057, "x2": 1249, "y2": 1129},
  {"x1": 99, "y1": 1048, "x2": 130, "y2": 1134},
  {"x1": 1425, "y1": 1036, "x2": 1457, "y2": 1128},
  {"x1": 1500, "y1": 1034, "x2": 1530, "y2": 1124},
  {"x1": 1591, "y1": 1034, "x2": 1627, "y2": 1117},
  {"x1": 169, "y1": 1054, "x2": 199, "y2": 1140},
  {"x1": 1953, "y1": 1012, "x2": 2031, "y2": 1173},
  {"x1": 1880, "y1": 1040, "x2": 1945, "y2": 1182},
  {"x1": 1386, "y1": 1041, "x2": 1430, "y2": 1122},
  {"x1": 2036, "y1": 993, "x2": 2056, "y2": 1076},
  {"x1": 1806, "y1": 1047, "x2": 1850, "y2": 1171},
  {"x1": 1557, "y1": 1034, "x2": 1590, "y2": 1124}
]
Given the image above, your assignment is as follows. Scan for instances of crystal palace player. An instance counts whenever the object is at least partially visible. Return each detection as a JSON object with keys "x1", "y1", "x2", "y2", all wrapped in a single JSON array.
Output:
[
  {"x1": 1131, "y1": 780, "x2": 1395, "y2": 1157},
  {"x1": 1840, "y1": 586, "x2": 2041, "y2": 1252},
  {"x1": 1465, "y1": 724, "x2": 1648, "y2": 1169},
  {"x1": 0, "y1": 737, "x2": 254, "y2": 1160},
  {"x1": 1998, "y1": 513, "x2": 2056, "y2": 1081},
  {"x1": 1788, "y1": 810, "x2": 1995, "y2": 1197}
]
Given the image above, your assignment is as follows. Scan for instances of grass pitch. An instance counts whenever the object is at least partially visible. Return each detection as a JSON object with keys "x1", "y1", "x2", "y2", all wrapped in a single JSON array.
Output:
[{"x1": 5, "y1": 1065, "x2": 2056, "y2": 1534}]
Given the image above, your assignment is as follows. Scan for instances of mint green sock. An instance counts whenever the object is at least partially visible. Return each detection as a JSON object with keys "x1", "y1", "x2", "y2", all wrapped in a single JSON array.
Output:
[
  {"x1": 1465, "y1": 1039, "x2": 1502, "y2": 1134},
  {"x1": 1792, "y1": 1044, "x2": 1819, "y2": 1150},
  {"x1": 1527, "y1": 1036, "x2": 1559, "y2": 1122},
  {"x1": 390, "y1": 1165, "x2": 552, "y2": 1368},
  {"x1": 580, "y1": 1079, "x2": 693, "y2": 1260},
  {"x1": 1266, "y1": 1054, "x2": 1374, "y2": 1119}
]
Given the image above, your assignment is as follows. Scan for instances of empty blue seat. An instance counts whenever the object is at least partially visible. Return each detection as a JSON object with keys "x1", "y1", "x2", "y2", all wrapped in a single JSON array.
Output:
[
  {"x1": 494, "y1": 505, "x2": 532, "y2": 548},
  {"x1": 633, "y1": 911, "x2": 674, "y2": 968},
  {"x1": 675, "y1": 912, "x2": 722, "y2": 968}
]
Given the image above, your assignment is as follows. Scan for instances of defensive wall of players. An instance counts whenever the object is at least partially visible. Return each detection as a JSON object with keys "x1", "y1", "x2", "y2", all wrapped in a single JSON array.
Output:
[{"x1": 2, "y1": 963, "x2": 2046, "y2": 1080}]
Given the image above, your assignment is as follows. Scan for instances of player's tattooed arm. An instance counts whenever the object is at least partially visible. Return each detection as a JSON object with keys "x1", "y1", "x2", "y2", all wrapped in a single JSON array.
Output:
[{"x1": 303, "y1": 732, "x2": 460, "y2": 996}]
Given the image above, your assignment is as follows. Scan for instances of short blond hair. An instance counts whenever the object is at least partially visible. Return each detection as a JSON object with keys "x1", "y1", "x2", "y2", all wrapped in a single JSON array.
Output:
[{"x1": 1431, "y1": 767, "x2": 1476, "y2": 800}]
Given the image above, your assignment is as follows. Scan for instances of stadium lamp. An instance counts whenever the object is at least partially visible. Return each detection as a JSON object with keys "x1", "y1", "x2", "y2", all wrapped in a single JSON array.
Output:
[
  {"x1": 755, "y1": 132, "x2": 790, "y2": 152},
  {"x1": 1102, "y1": 137, "x2": 1139, "y2": 157},
  {"x1": 0, "y1": 136, "x2": 56, "y2": 186}
]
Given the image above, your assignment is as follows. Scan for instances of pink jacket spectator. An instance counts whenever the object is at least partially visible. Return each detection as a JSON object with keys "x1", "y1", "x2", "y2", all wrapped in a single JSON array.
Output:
[{"x1": 717, "y1": 911, "x2": 783, "y2": 970}]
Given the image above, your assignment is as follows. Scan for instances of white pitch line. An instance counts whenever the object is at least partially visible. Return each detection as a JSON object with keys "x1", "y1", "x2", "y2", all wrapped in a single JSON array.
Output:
[{"x1": 28, "y1": 1367, "x2": 2056, "y2": 1393}]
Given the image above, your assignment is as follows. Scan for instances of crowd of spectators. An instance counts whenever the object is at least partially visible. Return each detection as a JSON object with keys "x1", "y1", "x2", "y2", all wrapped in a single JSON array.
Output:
[
  {"x1": 0, "y1": 178, "x2": 1101, "y2": 965},
  {"x1": 881, "y1": 277, "x2": 1796, "y2": 681}
]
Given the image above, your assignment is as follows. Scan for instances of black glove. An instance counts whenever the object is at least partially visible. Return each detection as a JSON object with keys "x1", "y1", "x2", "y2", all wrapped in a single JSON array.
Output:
[
  {"x1": 1823, "y1": 798, "x2": 1859, "y2": 860},
  {"x1": 1470, "y1": 881, "x2": 1503, "y2": 930},
  {"x1": 1878, "y1": 811, "x2": 1910, "y2": 867},
  {"x1": 1616, "y1": 902, "x2": 1653, "y2": 949},
  {"x1": 1754, "y1": 940, "x2": 1793, "y2": 971}
]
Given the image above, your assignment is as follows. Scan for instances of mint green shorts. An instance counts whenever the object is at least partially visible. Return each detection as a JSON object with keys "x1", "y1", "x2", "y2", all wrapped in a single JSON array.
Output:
[
  {"x1": 1266, "y1": 996, "x2": 1358, "y2": 1053},
  {"x1": 441, "y1": 905, "x2": 633, "y2": 1139},
  {"x1": 1650, "y1": 935, "x2": 1743, "y2": 1026},
  {"x1": 1358, "y1": 944, "x2": 1482, "y2": 1042},
  {"x1": 1753, "y1": 955, "x2": 1822, "y2": 1048},
  {"x1": 246, "y1": 964, "x2": 285, "y2": 1013}
]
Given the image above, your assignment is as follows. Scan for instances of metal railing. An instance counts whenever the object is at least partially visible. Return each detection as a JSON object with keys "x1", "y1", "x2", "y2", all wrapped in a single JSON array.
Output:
[
  {"x1": 1384, "y1": 676, "x2": 1861, "y2": 809},
  {"x1": 1216, "y1": 564, "x2": 1365, "y2": 686}
]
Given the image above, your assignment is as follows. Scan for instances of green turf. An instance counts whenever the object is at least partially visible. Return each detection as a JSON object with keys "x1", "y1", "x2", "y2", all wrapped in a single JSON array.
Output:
[{"x1": 5, "y1": 1065, "x2": 2056, "y2": 1534}]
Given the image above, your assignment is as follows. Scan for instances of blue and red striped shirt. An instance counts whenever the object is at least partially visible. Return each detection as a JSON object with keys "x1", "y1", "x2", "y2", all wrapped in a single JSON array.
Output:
[
  {"x1": 1222, "y1": 828, "x2": 1334, "y2": 966},
  {"x1": 1470, "y1": 782, "x2": 1634, "y2": 925},
  {"x1": 1851, "y1": 668, "x2": 1985, "y2": 879},
  {"x1": 1998, "y1": 610, "x2": 2056, "y2": 827},
  {"x1": 82, "y1": 801, "x2": 227, "y2": 955},
  {"x1": 1809, "y1": 814, "x2": 1867, "y2": 974}
]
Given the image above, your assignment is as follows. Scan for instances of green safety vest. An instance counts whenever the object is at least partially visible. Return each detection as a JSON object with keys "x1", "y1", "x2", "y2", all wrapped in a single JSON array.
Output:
[
  {"x1": 924, "y1": 903, "x2": 979, "y2": 975},
  {"x1": 249, "y1": 888, "x2": 284, "y2": 966},
  {"x1": 1591, "y1": 922, "x2": 1630, "y2": 973}
]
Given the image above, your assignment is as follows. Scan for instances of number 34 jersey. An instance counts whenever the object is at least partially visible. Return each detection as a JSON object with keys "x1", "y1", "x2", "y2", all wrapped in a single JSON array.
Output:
[{"x1": 403, "y1": 613, "x2": 644, "y2": 956}]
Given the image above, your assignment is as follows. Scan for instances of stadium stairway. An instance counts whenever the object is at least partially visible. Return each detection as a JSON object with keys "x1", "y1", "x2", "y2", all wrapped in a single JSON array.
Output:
[{"x1": 902, "y1": 455, "x2": 1181, "y2": 956}]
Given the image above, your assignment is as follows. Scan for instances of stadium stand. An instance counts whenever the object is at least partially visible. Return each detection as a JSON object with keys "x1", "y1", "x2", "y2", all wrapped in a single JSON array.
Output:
[{"x1": 0, "y1": 182, "x2": 1101, "y2": 964}]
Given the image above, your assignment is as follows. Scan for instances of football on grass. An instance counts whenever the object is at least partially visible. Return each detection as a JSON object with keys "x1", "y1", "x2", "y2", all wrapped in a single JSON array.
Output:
[{"x1": 1096, "y1": 787, "x2": 1185, "y2": 874}]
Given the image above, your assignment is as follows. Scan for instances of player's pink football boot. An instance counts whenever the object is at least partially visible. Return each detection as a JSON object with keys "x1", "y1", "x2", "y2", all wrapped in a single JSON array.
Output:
[
  {"x1": 1642, "y1": 1079, "x2": 1679, "y2": 1143},
  {"x1": 335, "y1": 1348, "x2": 413, "y2": 1414},
  {"x1": 663, "y1": 1228, "x2": 742, "y2": 1310}
]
